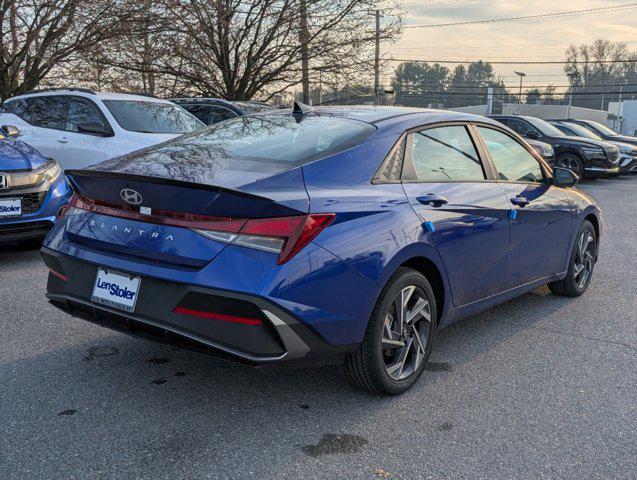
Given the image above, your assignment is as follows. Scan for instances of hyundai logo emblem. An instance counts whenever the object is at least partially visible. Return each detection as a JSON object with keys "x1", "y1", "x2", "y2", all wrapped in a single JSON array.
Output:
[
  {"x1": 120, "y1": 188, "x2": 143, "y2": 205},
  {"x1": 0, "y1": 173, "x2": 9, "y2": 191}
]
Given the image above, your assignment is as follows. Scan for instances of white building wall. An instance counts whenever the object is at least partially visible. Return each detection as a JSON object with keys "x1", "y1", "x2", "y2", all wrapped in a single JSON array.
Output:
[
  {"x1": 501, "y1": 104, "x2": 608, "y2": 123},
  {"x1": 608, "y1": 100, "x2": 637, "y2": 136}
]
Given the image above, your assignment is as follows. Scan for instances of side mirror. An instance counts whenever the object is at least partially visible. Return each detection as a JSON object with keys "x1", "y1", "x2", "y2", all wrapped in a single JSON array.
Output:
[
  {"x1": 553, "y1": 167, "x2": 578, "y2": 187},
  {"x1": 1, "y1": 125, "x2": 20, "y2": 138},
  {"x1": 526, "y1": 131, "x2": 540, "y2": 140},
  {"x1": 77, "y1": 121, "x2": 110, "y2": 136}
]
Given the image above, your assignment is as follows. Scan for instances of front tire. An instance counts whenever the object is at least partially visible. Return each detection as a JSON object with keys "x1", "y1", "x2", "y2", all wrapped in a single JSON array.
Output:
[
  {"x1": 556, "y1": 154, "x2": 585, "y2": 181},
  {"x1": 344, "y1": 268, "x2": 438, "y2": 395},
  {"x1": 549, "y1": 220, "x2": 597, "y2": 297}
]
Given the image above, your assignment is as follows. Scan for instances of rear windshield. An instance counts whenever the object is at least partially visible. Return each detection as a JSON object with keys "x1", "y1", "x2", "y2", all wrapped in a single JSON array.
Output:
[
  {"x1": 103, "y1": 100, "x2": 204, "y2": 134},
  {"x1": 170, "y1": 114, "x2": 375, "y2": 165}
]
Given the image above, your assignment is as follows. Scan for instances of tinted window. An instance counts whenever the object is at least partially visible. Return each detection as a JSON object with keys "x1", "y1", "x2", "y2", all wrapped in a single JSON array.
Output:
[
  {"x1": 6, "y1": 96, "x2": 67, "y2": 129},
  {"x1": 161, "y1": 114, "x2": 375, "y2": 165},
  {"x1": 558, "y1": 122, "x2": 602, "y2": 140},
  {"x1": 209, "y1": 106, "x2": 237, "y2": 124},
  {"x1": 524, "y1": 117, "x2": 565, "y2": 137},
  {"x1": 506, "y1": 118, "x2": 539, "y2": 137},
  {"x1": 406, "y1": 125, "x2": 484, "y2": 181},
  {"x1": 581, "y1": 120, "x2": 618, "y2": 137},
  {"x1": 66, "y1": 98, "x2": 105, "y2": 132},
  {"x1": 478, "y1": 127, "x2": 543, "y2": 182},
  {"x1": 103, "y1": 100, "x2": 204, "y2": 133},
  {"x1": 182, "y1": 105, "x2": 213, "y2": 124}
]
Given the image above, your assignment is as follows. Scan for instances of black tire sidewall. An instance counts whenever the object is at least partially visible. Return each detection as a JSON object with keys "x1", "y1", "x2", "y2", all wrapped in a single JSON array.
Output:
[
  {"x1": 565, "y1": 221, "x2": 597, "y2": 294},
  {"x1": 362, "y1": 269, "x2": 438, "y2": 395}
]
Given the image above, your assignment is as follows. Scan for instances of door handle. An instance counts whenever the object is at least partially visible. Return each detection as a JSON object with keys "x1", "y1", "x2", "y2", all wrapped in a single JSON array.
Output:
[
  {"x1": 416, "y1": 194, "x2": 448, "y2": 207},
  {"x1": 57, "y1": 136, "x2": 69, "y2": 144},
  {"x1": 510, "y1": 195, "x2": 529, "y2": 207}
]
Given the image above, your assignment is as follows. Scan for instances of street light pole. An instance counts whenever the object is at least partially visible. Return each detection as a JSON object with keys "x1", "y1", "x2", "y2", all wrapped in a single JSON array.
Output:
[{"x1": 514, "y1": 71, "x2": 526, "y2": 114}]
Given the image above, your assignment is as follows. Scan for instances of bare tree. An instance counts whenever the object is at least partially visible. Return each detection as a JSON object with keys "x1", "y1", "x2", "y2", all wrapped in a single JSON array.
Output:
[{"x1": 0, "y1": 0, "x2": 141, "y2": 100}]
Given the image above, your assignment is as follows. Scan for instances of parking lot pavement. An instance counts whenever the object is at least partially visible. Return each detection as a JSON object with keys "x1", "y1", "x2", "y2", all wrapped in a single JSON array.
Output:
[{"x1": 1, "y1": 177, "x2": 635, "y2": 480}]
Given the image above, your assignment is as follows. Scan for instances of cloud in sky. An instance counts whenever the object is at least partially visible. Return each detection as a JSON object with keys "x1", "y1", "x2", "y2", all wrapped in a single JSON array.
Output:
[{"x1": 386, "y1": 0, "x2": 637, "y2": 90}]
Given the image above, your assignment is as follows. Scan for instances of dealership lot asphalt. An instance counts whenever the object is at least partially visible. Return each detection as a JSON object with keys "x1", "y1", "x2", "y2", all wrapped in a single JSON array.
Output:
[{"x1": 1, "y1": 178, "x2": 635, "y2": 480}]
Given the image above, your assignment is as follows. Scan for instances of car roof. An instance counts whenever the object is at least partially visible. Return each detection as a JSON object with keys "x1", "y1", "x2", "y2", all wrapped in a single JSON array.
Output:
[
  {"x1": 303, "y1": 106, "x2": 500, "y2": 126},
  {"x1": 8, "y1": 90, "x2": 174, "y2": 104}
]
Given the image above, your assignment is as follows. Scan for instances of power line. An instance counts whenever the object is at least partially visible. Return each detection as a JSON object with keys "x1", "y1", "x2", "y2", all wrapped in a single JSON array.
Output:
[
  {"x1": 386, "y1": 58, "x2": 637, "y2": 65},
  {"x1": 404, "y1": 3, "x2": 637, "y2": 29}
]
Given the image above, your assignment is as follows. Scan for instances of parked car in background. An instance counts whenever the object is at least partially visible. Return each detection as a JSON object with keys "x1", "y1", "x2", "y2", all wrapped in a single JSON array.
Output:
[
  {"x1": 172, "y1": 98, "x2": 278, "y2": 125},
  {"x1": 0, "y1": 126, "x2": 71, "y2": 245},
  {"x1": 489, "y1": 115, "x2": 620, "y2": 179},
  {"x1": 0, "y1": 89, "x2": 205, "y2": 170},
  {"x1": 526, "y1": 138, "x2": 555, "y2": 164},
  {"x1": 555, "y1": 119, "x2": 637, "y2": 146},
  {"x1": 42, "y1": 105, "x2": 601, "y2": 395},
  {"x1": 550, "y1": 120, "x2": 637, "y2": 174}
]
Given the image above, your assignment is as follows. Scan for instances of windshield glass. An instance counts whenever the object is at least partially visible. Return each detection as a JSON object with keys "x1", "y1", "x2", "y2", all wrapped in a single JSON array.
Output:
[
  {"x1": 585, "y1": 121, "x2": 618, "y2": 137},
  {"x1": 525, "y1": 117, "x2": 565, "y2": 137},
  {"x1": 559, "y1": 123, "x2": 602, "y2": 140},
  {"x1": 103, "y1": 100, "x2": 204, "y2": 134},
  {"x1": 167, "y1": 113, "x2": 375, "y2": 165}
]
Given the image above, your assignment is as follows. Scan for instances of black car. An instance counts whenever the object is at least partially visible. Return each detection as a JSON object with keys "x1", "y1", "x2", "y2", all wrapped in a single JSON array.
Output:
[
  {"x1": 171, "y1": 98, "x2": 278, "y2": 125},
  {"x1": 489, "y1": 115, "x2": 620, "y2": 179},
  {"x1": 554, "y1": 119, "x2": 637, "y2": 147},
  {"x1": 550, "y1": 120, "x2": 637, "y2": 174}
]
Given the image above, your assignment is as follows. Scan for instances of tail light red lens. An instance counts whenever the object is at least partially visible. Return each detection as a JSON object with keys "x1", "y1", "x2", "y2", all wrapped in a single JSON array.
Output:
[
  {"x1": 196, "y1": 213, "x2": 335, "y2": 264},
  {"x1": 70, "y1": 194, "x2": 335, "y2": 265}
]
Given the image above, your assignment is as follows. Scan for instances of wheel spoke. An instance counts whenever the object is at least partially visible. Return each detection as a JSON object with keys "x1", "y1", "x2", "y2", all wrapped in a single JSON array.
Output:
[
  {"x1": 382, "y1": 338, "x2": 406, "y2": 348},
  {"x1": 406, "y1": 297, "x2": 429, "y2": 325}
]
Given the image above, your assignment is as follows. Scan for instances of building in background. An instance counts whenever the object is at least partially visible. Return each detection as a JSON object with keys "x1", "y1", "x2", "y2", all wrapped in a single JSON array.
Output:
[{"x1": 608, "y1": 101, "x2": 637, "y2": 136}]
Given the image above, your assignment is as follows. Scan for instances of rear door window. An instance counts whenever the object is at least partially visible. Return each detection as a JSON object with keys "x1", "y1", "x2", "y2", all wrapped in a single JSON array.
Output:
[
  {"x1": 403, "y1": 125, "x2": 485, "y2": 181},
  {"x1": 66, "y1": 98, "x2": 107, "y2": 133}
]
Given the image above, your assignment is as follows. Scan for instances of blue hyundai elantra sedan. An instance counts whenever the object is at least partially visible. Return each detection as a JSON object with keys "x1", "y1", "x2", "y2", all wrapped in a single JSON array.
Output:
[
  {"x1": 0, "y1": 128, "x2": 71, "y2": 245},
  {"x1": 42, "y1": 105, "x2": 601, "y2": 395}
]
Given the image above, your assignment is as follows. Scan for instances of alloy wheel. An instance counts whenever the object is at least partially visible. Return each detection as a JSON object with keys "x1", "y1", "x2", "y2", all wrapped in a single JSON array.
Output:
[
  {"x1": 574, "y1": 229, "x2": 595, "y2": 288},
  {"x1": 381, "y1": 286, "x2": 432, "y2": 380}
]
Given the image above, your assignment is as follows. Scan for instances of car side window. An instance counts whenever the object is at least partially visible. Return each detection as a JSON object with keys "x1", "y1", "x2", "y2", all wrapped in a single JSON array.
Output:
[
  {"x1": 478, "y1": 127, "x2": 544, "y2": 183},
  {"x1": 23, "y1": 96, "x2": 68, "y2": 130},
  {"x1": 183, "y1": 105, "x2": 212, "y2": 124},
  {"x1": 209, "y1": 106, "x2": 237, "y2": 124},
  {"x1": 404, "y1": 125, "x2": 485, "y2": 182},
  {"x1": 66, "y1": 98, "x2": 105, "y2": 133},
  {"x1": 506, "y1": 118, "x2": 539, "y2": 138}
]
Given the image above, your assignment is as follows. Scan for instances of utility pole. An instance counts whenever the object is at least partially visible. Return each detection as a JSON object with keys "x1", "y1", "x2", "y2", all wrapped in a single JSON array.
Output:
[
  {"x1": 514, "y1": 71, "x2": 525, "y2": 114},
  {"x1": 300, "y1": 0, "x2": 310, "y2": 104},
  {"x1": 374, "y1": 9, "x2": 381, "y2": 106}
]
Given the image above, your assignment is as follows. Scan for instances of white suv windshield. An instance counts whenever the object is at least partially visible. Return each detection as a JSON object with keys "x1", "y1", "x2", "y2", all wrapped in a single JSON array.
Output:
[{"x1": 103, "y1": 100, "x2": 204, "y2": 134}]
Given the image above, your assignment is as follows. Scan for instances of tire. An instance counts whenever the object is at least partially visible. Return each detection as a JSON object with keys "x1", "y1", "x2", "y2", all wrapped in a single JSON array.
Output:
[
  {"x1": 344, "y1": 267, "x2": 438, "y2": 395},
  {"x1": 549, "y1": 220, "x2": 597, "y2": 297},
  {"x1": 556, "y1": 154, "x2": 585, "y2": 181}
]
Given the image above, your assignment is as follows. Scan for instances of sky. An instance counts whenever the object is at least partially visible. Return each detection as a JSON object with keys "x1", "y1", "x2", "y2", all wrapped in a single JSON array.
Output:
[{"x1": 385, "y1": 0, "x2": 637, "y2": 92}]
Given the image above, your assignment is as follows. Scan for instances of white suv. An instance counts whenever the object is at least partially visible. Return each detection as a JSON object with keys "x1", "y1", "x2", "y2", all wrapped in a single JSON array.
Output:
[{"x1": 0, "y1": 89, "x2": 205, "y2": 170}]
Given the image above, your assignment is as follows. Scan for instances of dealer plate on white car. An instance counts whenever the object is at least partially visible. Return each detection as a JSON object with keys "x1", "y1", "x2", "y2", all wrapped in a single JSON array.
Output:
[
  {"x1": 0, "y1": 198, "x2": 22, "y2": 218},
  {"x1": 91, "y1": 268, "x2": 141, "y2": 313}
]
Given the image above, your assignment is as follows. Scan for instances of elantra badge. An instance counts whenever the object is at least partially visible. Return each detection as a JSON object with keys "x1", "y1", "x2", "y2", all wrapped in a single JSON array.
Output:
[{"x1": 120, "y1": 188, "x2": 143, "y2": 205}]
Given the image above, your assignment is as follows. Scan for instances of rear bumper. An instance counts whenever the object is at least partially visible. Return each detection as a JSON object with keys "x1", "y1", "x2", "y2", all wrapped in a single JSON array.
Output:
[{"x1": 42, "y1": 248, "x2": 356, "y2": 368}]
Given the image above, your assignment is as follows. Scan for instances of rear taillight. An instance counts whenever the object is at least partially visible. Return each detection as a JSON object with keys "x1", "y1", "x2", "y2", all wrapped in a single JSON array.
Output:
[
  {"x1": 195, "y1": 213, "x2": 335, "y2": 264},
  {"x1": 69, "y1": 193, "x2": 335, "y2": 265}
]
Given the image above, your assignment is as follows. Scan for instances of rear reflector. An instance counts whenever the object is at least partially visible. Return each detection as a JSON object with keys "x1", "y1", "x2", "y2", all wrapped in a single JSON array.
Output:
[
  {"x1": 47, "y1": 267, "x2": 68, "y2": 282},
  {"x1": 173, "y1": 306, "x2": 263, "y2": 325},
  {"x1": 70, "y1": 193, "x2": 335, "y2": 264}
]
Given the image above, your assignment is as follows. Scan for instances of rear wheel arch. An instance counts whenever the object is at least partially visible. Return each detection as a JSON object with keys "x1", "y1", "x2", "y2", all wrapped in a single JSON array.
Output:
[{"x1": 398, "y1": 257, "x2": 446, "y2": 322}]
